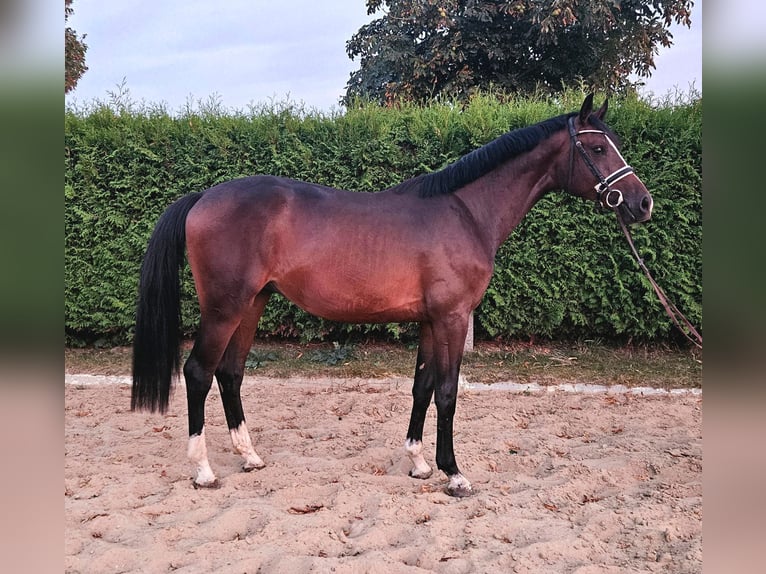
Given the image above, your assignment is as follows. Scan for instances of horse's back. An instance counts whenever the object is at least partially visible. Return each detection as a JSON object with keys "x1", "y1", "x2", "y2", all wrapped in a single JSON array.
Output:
[
  {"x1": 186, "y1": 174, "x2": 430, "y2": 237},
  {"x1": 183, "y1": 175, "x2": 492, "y2": 322}
]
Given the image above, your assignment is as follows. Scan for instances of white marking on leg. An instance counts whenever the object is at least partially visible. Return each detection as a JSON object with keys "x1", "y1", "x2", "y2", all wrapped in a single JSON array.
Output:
[
  {"x1": 404, "y1": 438, "x2": 433, "y2": 479},
  {"x1": 187, "y1": 428, "x2": 217, "y2": 487},
  {"x1": 447, "y1": 473, "x2": 473, "y2": 496},
  {"x1": 229, "y1": 422, "x2": 265, "y2": 471}
]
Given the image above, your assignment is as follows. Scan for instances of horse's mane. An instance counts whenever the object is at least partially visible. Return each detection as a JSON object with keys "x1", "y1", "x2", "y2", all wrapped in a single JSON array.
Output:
[{"x1": 392, "y1": 112, "x2": 578, "y2": 198}]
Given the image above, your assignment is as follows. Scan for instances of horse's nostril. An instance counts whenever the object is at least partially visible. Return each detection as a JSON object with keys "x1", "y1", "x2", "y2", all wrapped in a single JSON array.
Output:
[{"x1": 641, "y1": 195, "x2": 652, "y2": 213}]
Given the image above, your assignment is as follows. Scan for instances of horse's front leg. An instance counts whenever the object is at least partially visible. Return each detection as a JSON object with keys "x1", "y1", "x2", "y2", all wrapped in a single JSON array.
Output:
[
  {"x1": 432, "y1": 314, "x2": 473, "y2": 497},
  {"x1": 434, "y1": 376, "x2": 472, "y2": 497},
  {"x1": 405, "y1": 323, "x2": 435, "y2": 479}
]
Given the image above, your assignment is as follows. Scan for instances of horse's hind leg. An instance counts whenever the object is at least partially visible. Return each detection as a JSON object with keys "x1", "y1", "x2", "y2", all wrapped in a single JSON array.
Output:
[
  {"x1": 184, "y1": 314, "x2": 242, "y2": 488},
  {"x1": 405, "y1": 322, "x2": 436, "y2": 479},
  {"x1": 215, "y1": 292, "x2": 271, "y2": 472}
]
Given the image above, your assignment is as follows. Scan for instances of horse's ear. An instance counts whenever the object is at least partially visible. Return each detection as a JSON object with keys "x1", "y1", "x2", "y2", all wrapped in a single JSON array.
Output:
[
  {"x1": 579, "y1": 94, "x2": 594, "y2": 123},
  {"x1": 594, "y1": 98, "x2": 609, "y2": 120}
]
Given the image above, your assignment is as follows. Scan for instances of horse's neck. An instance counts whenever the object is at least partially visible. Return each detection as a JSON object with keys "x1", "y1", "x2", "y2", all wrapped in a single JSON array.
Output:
[{"x1": 454, "y1": 142, "x2": 562, "y2": 256}]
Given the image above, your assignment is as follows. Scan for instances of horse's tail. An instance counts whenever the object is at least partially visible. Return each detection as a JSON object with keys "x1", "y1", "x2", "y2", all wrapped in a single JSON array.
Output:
[{"x1": 131, "y1": 192, "x2": 205, "y2": 413}]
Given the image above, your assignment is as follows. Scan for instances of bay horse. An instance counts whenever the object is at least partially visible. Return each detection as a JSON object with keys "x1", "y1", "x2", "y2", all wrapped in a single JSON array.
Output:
[{"x1": 132, "y1": 95, "x2": 652, "y2": 497}]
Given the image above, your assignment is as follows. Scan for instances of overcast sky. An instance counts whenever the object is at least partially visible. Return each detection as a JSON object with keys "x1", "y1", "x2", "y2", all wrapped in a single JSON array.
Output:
[{"x1": 65, "y1": 0, "x2": 703, "y2": 114}]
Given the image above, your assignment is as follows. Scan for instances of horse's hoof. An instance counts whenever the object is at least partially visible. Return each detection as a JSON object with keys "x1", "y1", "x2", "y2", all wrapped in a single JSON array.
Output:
[
  {"x1": 242, "y1": 461, "x2": 266, "y2": 472},
  {"x1": 445, "y1": 473, "x2": 474, "y2": 497},
  {"x1": 445, "y1": 484, "x2": 474, "y2": 498},
  {"x1": 409, "y1": 468, "x2": 433, "y2": 480},
  {"x1": 192, "y1": 478, "x2": 220, "y2": 489}
]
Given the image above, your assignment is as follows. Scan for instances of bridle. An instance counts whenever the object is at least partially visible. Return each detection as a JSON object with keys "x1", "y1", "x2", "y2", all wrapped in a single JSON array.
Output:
[
  {"x1": 567, "y1": 115, "x2": 638, "y2": 213},
  {"x1": 566, "y1": 115, "x2": 702, "y2": 349}
]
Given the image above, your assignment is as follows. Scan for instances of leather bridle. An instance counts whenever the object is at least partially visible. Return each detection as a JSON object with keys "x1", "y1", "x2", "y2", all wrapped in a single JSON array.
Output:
[{"x1": 567, "y1": 115, "x2": 638, "y2": 213}]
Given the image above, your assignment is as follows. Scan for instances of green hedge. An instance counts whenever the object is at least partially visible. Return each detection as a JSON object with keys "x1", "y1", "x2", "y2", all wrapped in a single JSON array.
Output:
[{"x1": 65, "y1": 92, "x2": 701, "y2": 346}]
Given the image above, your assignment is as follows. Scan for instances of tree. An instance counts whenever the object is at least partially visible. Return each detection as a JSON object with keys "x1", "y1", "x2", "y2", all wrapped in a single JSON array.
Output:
[
  {"x1": 65, "y1": 0, "x2": 88, "y2": 93},
  {"x1": 344, "y1": 0, "x2": 693, "y2": 105}
]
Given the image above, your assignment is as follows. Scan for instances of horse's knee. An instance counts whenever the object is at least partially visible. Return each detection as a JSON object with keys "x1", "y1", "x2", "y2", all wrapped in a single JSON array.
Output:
[
  {"x1": 434, "y1": 391, "x2": 457, "y2": 418},
  {"x1": 412, "y1": 377, "x2": 434, "y2": 404}
]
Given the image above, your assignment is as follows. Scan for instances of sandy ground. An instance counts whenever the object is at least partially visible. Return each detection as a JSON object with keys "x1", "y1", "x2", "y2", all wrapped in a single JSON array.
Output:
[{"x1": 65, "y1": 376, "x2": 701, "y2": 573}]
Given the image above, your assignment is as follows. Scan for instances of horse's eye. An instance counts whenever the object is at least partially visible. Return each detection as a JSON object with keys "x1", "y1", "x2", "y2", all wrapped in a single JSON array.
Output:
[{"x1": 593, "y1": 145, "x2": 605, "y2": 155}]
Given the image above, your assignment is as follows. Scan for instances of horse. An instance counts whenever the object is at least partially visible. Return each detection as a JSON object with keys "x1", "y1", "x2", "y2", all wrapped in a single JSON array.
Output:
[{"x1": 131, "y1": 94, "x2": 653, "y2": 497}]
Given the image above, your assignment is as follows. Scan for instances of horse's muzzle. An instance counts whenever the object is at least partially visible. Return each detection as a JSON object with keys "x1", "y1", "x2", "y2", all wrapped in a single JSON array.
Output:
[{"x1": 620, "y1": 192, "x2": 653, "y2": 223}]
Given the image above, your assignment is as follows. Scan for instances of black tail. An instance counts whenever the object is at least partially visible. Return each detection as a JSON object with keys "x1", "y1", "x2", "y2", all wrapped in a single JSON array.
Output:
[{"x1": 131, "y1": 192, "x2": 204, "y2": 413}]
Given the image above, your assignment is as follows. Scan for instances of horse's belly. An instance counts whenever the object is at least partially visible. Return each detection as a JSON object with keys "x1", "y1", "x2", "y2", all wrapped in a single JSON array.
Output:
[{"x1": 273, "y1": 266, "x2": 424, "y2": 323}]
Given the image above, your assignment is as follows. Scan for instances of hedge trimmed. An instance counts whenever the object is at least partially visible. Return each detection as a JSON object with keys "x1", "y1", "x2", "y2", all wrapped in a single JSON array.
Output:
[{"x1": 65, "y1": 93, "x2": 701, "y2": 346}]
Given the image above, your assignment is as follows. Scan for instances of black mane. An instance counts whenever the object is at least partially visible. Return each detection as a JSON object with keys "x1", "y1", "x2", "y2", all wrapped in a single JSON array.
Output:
[{"x1": 405, "y1": 112, "x2": 577, "y2": 198}]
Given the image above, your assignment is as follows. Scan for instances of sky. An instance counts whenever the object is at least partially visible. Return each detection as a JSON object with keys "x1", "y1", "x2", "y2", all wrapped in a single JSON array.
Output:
[{"x1": 64, "y1": 0, "x2": 704, "y2": 114}]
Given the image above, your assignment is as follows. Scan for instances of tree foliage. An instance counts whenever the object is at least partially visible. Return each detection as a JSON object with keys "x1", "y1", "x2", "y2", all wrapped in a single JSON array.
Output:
[
  {"x1": 65, "y1": 0, "x2": 88, "y2": 93},
  {"x1": 344, "y1": 0, "x2": 694, "y2": 105}
]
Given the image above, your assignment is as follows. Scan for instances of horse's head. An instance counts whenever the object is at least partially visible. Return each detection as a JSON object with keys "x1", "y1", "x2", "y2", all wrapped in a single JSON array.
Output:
[{"x1": 564, "y1": 94, "x2": 653, "y2": 224}]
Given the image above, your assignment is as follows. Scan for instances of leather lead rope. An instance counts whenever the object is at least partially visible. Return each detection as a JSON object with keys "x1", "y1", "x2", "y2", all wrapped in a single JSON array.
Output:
[{"x1": 615, "y1": 214, "x2": 703, "y2": 349}]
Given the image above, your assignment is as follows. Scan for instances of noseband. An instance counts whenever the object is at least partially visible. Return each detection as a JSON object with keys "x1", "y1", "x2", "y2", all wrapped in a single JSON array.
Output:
[{"x1": 567, "y1": 116, "x2": 636, "y2": 211}]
